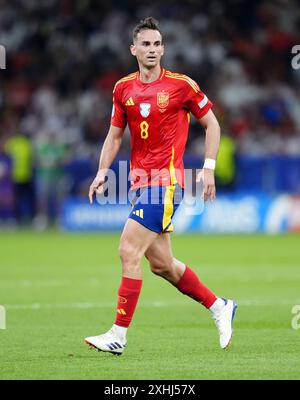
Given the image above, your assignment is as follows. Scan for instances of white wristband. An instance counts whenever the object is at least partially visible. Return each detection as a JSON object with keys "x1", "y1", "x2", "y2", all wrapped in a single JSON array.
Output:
[{"x1": 203, "y1": 158, "x2": 216, "y2": 170}]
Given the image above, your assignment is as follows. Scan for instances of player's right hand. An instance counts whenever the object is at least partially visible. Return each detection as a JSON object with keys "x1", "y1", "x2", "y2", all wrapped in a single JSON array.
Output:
[{"x1": 88, "y1": 172, "x2": 106, "y2": 204}]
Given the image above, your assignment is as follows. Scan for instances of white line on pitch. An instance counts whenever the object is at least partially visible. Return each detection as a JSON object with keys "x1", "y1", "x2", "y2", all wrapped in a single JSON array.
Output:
[{"x1": 3, "y1": 299, "x2": 300, "y2": 310}]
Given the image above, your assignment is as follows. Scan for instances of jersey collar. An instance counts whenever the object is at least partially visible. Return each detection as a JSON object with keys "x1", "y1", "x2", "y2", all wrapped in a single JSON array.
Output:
[{"x1": 136, "y1": 68, "x2": 165, "y2": 85}]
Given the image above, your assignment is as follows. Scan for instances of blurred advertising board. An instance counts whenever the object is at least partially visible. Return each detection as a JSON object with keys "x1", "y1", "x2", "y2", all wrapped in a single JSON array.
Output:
[{"x1": 60, "y1": 194, "x2": 300, "y2": 234}]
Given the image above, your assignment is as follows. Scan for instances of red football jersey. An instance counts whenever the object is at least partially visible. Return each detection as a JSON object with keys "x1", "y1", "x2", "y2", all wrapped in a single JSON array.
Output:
[{"x1": 111, "y1": 68, "x2": 213, "y2": 189}]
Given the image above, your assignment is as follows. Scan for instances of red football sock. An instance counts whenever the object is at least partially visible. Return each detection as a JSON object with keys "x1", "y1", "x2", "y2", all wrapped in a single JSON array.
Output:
[
  {"x1": 176, "y1": 266, "x2": 217, "y2": 309},
  {"x1": 114, "y1": 276, "x2": 143, "y2": 328}
]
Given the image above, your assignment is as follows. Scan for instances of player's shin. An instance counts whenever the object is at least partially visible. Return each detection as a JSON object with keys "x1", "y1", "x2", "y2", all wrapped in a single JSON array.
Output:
[
  {"x1": 114, "y1": 276, "x2": 143, "y2": 331},
  {"x1": 175, "y1": 265, "x2": 217, "y2": 308}
]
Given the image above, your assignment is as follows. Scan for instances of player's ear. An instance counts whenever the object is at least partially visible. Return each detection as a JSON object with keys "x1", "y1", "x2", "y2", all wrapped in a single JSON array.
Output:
[{"x1": 130, "y1": 44, "x2": 136, "y2": 56}]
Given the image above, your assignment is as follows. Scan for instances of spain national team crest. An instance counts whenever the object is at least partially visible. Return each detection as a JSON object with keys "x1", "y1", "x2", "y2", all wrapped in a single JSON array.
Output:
[
  {"x1": 157, "y1": 91, "x2": 169, "y2": 112},
  {"x1": 140, "y1": 103, "x2": 151, "y2": 118}
]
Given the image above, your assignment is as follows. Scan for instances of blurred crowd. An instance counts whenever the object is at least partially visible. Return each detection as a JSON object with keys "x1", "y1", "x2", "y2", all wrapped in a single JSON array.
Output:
[{"x1": 0, "y1": 0, "x2": 300, "y2": 227}]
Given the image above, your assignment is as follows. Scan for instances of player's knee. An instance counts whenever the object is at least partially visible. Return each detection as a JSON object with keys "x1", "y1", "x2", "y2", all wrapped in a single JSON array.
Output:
[
  {"x1": 150, "y1": 263, "x2": 166, "y2": 276},
  {"x1": 149, "y1": 257, "x2": 173, "y2": 277},
  {"x1": 119, "y1": 240, "x2": 141, "y2": 266}
]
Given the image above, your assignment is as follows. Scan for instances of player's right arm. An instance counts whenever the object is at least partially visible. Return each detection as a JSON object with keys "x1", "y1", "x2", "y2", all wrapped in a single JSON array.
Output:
[
  {"x1": 89, "y1": 124, "x2": 125, "y2": 204},
  {"x1": 89, "y1": 79, "x2": 127, "y2": 204}
]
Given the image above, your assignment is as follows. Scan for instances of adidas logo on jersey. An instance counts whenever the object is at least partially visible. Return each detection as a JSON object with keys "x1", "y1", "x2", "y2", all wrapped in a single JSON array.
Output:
[
  {"x1": 132, "y1": 209, "x2": 144, "y2": 219},
  {"x1": 125, "y1": 97, "x2": 135, "y2": 106}
]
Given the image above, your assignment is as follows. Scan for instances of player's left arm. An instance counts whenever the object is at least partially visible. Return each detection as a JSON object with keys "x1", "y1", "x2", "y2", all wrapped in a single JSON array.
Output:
[{"x1": 197, "y1": 109, "x2": 221, "y2": 201}]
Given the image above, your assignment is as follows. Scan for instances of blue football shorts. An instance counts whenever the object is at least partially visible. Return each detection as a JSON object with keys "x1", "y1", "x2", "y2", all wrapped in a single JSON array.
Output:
[{"x1": 128, "y1": 184, "x2": 184, "y2": 234}]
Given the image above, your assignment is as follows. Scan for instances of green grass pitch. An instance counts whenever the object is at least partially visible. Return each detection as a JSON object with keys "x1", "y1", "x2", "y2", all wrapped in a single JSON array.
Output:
[{"x1": 0, "y1": 231, "x2": 299, "y2": 380}]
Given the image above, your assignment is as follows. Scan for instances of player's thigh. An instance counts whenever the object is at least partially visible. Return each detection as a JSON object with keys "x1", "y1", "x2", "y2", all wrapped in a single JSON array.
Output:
[
  {"x1": 119, "y1": 218, "x2": 158, "y2": 261},
  {"x1": 144, "y1": 232, "x2": 173, "y2": 270}
]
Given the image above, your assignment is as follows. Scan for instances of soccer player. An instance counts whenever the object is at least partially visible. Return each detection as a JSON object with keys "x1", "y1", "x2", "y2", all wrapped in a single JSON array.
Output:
[{"x1": 85, "y1": 17, "x2": 237, "y2": 355}]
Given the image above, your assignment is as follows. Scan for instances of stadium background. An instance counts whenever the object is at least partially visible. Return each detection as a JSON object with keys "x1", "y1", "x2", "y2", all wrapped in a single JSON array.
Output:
[{"x1": 0, "y1": 0, "x2": 300, "y2": 380}]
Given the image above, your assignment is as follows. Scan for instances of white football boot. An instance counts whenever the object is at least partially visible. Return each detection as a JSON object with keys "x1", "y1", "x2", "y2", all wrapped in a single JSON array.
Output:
[
  {"x1": 85, "y1": 325, "x2": 127, "y2": 356},
  {"x1": 212, "y1": 298, "x2": 237, "y2": 349}
]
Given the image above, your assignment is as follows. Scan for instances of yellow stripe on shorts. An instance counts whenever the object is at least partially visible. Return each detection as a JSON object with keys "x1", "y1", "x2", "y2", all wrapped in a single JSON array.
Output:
[{"x1": 163, "y1": 185, "x2": 175, "y2": 230}]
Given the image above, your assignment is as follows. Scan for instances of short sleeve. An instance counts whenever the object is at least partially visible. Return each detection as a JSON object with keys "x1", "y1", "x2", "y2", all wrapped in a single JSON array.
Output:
[
  {"x1": 111, "y1": 83, "x2": 127, "y2": 128},
  {"x1": 183, "y1": 77, "x2": 213, "y2": 119}
]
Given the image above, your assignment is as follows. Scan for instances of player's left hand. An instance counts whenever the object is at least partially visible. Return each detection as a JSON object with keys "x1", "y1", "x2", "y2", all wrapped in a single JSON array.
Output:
[{"x1": 196, "y1": 168, "x2": 216, "y2": 202}]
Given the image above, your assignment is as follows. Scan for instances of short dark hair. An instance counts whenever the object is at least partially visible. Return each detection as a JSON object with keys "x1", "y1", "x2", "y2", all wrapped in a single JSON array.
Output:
[{"x1": 132, "y1": 17, "x2": 162, "y2": 42}]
